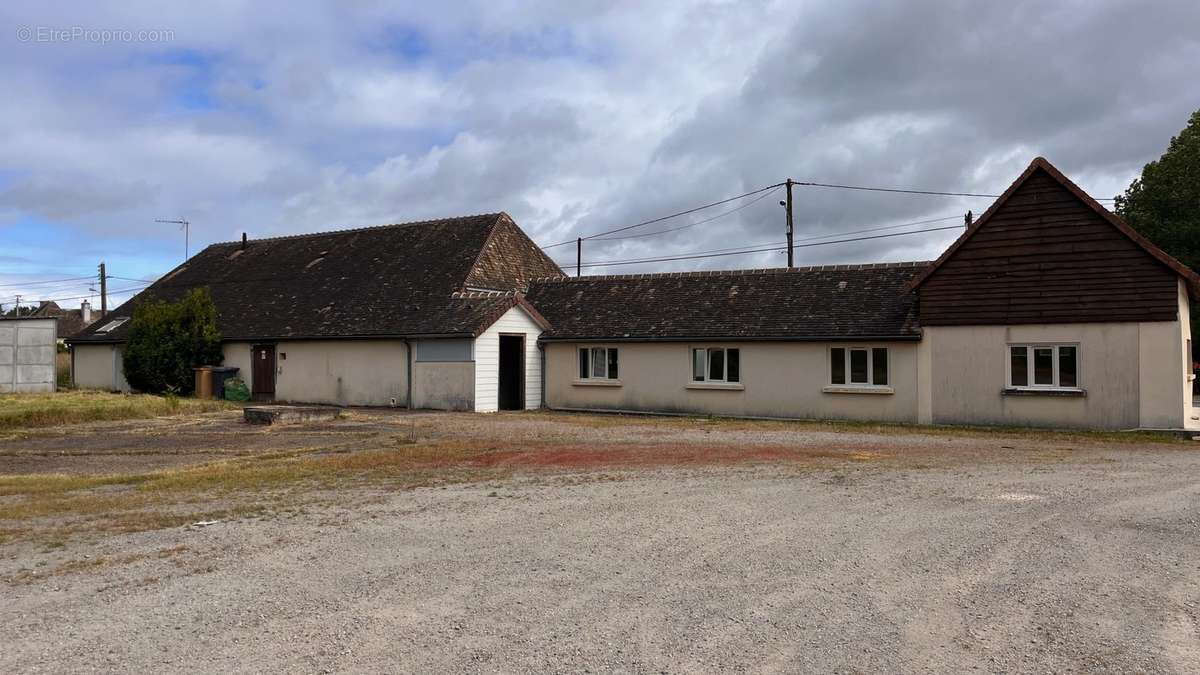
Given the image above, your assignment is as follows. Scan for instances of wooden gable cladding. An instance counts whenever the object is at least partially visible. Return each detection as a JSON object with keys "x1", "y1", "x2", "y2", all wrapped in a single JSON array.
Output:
[{"x1": 917, "y1": 167, "x2": 1180, "y2": 326}]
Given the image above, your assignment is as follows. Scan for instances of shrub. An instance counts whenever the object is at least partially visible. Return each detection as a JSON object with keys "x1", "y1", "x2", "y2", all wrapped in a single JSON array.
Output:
[{"x1": 122, "y1": 288, "x2": 223, "y2": 394}]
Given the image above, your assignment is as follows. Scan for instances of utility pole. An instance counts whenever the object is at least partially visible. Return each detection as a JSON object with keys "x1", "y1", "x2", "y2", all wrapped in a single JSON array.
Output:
[
  {"x1": 156, "y1": 218, "x2": 191, "y2": 260},
  {"x1": 576, "y1": 237, "x2": 582, "y2": 277},
  {"x1": 784, "y1": 179, "x2": 795, "y2": 268},
  {"x1": 13, "y1": 295, "x2": 20, "y2": 317},
  {"x1": 98, "y1": 262, "x2": 107, "y2": 317}
]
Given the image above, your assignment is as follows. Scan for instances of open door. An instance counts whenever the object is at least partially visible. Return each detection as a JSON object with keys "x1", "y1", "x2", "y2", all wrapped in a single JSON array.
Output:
[
  {"x1": 251, "y1": 344, "x2": 276, "y2": 401},
  {"x1": 498, "y1": 335, "x2": 524, "y2": 410}
]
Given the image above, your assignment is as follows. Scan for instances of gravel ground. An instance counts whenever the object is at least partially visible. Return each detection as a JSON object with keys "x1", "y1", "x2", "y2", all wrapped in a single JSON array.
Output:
[{"x1": 3, "y1": 420, "x2": 1200, "y2": 673}]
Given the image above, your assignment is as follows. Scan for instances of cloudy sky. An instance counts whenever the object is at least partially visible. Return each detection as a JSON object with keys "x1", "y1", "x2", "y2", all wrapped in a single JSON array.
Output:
[{"x1": 2, "y1": 1, "x2": 1198, "y2": 310}]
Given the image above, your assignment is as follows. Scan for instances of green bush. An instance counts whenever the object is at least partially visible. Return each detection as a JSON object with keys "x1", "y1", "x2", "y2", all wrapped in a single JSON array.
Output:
[{"x1": 122, "y1": 288, "x2": 223, "y2": 395}]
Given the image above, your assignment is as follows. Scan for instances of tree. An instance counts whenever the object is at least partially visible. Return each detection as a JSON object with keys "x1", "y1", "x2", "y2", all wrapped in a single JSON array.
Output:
[
  {"x1": 1116, "y1": 110, "x2": 1200, "y2": 363},
  {"x1": 122, "y1": 288, "x2": 223, "y2": 394},
  {"x1": 1115, "y1": 109, "x2": 1200, "y2": 271}
]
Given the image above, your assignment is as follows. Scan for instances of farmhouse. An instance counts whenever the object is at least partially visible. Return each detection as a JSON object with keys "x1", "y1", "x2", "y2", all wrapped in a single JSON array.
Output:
[
  {"x1": 69, "y1": 213, "x2": 563, "y2": 411},
  {"x1": 67, "y1": 157, "x2": 1200, "y2": 429}
]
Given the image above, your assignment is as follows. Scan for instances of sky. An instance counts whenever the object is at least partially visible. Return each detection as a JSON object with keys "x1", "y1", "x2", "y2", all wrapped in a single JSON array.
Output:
[{"x1": 1, "y1": 1, "x2": 1198, "y2": 311}]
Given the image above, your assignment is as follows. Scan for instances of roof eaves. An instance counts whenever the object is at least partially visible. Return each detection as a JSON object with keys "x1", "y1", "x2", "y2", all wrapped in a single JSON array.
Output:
[{"x1": 537, "y1": 333, "x2": 922, "y2": 343}]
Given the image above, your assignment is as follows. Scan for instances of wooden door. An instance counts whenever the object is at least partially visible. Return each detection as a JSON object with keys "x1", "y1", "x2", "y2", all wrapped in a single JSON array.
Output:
[{"x1": 251, "y1": 345, "x2": 276, "y2": 400}]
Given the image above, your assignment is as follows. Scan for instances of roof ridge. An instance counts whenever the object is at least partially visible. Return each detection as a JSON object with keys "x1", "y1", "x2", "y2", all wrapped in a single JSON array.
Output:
[
  {"x1": 211, "y1": 213, "x2": 506, "y2": 246},
  {"x1": 451, "y1": 289, "x2": 517, "y2": 299},
  {"x1": 527, "y1": 261, "x2": 931, "y2": 284}
]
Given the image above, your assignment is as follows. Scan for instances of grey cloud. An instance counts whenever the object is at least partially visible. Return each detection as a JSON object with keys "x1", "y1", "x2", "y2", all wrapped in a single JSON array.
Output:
[{"x1": 0, "y1": 1, "x2": 1195, "y2": 278}]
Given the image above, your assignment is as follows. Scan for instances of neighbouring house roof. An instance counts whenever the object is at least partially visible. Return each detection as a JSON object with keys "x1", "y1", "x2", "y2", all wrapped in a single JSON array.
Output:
[
  {"x1": 907, "y1": 156, "x2": 1200, "y2": 297},
  {"x1": 30, "y1": 301, "x2": 94, "y2": 338},
  {"x1": 524, "y1": 263, "x2": 927, "y2": 342},
  {"x1": 69, "y1": 213, "x2": 565, "y2": 344}
]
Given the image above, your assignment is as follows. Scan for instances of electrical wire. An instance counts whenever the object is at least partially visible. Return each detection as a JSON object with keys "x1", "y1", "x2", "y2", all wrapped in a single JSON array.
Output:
[
  {"x1": 592, "y1": 187, "x2": 785, "y2": 242},
  {"x1": 541, "y1": 174, "x2": 1116, "y2": 250},
  {"x1": 796, "y1": 180, "x2": 1116, "y2": 201},
  {"x1": 32, "y1": 284, "x2": 150, "y2": 304},
  {"x1": 0, "y1": 275, "x2": 95, "y2": 290},
  {"x1": 570, "y1": 224, "x2": 963, "y2": 269},
  {"x1": 539, "y1": 182, "x2": 786, "y2": 249},
  {"x1": 557, "y1": 213, "x2": 966, "y2": 268},
  {"x1": 793, "y1": 214, "x2": 963, "y2": 243}
]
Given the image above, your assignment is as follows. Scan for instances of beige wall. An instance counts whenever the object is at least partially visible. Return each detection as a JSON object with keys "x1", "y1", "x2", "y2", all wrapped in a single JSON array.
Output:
[
  {"x1": 925, "y1": 319, "x2": 1188, "y2": 430},
  {"x1": 412, "y1": 362, "x2": 474, "y2": 410},
  {"x1": 545, "y1": 341, "x2": 920, "y2": 422},
  {"x1": 222, "y1": 343, "x2": 252, "y2": 385},
  {"x1": 1138, "y1": 278, "x2": 1192, "y2": 428},
  {"x1": 72, "y1": 344, "x2": 130, "y2": 392},
  {"x1": 236, "y1": 340, "x2": 409, "y2": 406}
]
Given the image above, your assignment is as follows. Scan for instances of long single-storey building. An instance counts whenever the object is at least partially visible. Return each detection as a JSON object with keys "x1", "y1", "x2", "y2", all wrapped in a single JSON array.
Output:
[
  {"x1": 69, "y1": 213, "x2": 563, "y2": 412},
  {"x1": 68, "y1": 157, "x2": 1200, "y2": 429}
]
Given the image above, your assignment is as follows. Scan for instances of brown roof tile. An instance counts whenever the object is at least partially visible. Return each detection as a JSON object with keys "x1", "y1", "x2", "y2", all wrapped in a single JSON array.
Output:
[
  {"x1": 70, "y1": 213, "x2": 565, "y2": 344},
  {"x1": 525, "y1": 262, "x2": 926, "y2": 341}
]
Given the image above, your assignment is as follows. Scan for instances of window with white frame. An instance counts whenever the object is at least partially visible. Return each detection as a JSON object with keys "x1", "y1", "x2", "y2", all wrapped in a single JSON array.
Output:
[
  {"x1": 578, "y1": 347, "x2": 619, "y2": 380},
  {"x1": 691, "y1": 347, "x2": 740, "y2": 383},
  {"x1": 1008, "y1": 344, "x2": 1078, "y2": 389},
  {"x1": 829, "y1": 346, "x2": 889, "y2": 386}
]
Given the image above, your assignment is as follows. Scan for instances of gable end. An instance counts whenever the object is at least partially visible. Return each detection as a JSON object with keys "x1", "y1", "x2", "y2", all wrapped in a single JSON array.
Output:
[{"x1": 916, "y1": 161, "x2": 1185, "y2": 326}]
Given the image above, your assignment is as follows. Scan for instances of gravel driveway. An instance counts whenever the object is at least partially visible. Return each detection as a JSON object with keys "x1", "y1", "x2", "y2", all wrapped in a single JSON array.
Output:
[{"x1": 4, "y1": 419, "x2": 1200, "y2": 673}]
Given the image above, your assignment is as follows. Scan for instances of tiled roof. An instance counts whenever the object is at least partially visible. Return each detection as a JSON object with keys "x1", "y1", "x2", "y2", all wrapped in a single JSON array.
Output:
[
  {"x1": 525, "y1": 262, "x2": 927, "y2": 341},
  {"x1": 30, "y1": 302, "x2": 94, "y2": 338},
  {"x1": 70, "y1": 213, "x2": 565, "y2": 344}
]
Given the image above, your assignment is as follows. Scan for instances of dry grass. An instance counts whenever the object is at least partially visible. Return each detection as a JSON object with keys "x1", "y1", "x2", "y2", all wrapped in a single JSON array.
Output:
[
  {"x1": 0, "y1": 439, "x2": 505, "y2": 547},
  {"x1": 0, "y1": 390, "x2": 235, "y2": 432}
]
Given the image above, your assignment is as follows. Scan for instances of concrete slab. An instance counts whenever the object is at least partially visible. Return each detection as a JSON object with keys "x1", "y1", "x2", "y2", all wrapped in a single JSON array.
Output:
[{"x1": 243, "y1": 405, "x2": 342, "y2": 425}]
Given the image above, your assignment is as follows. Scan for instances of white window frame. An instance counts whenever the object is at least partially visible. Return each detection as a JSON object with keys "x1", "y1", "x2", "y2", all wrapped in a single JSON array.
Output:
[
  {"x1": 578, "y1": 346, "x2": 619, "y2": 381},
  {"x1": 827, "y1": 345, "x2": 890, "y2": 389},
  {"x1": 1006, "y1": 343, "x2": 1081, "y2": 391},
  {"x1": 691, "y1": 347, "x2": 740, "y2": 383}
]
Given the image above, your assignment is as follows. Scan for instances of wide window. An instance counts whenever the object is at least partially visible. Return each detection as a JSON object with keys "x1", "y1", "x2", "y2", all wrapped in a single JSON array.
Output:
[
  {"x1": 829, "y1": 347, "x2": 889, "y2": 386},
  {"x1": 691, "y1": 347, "x2": 740, "y2": 383},
  {"x1": 1008, "y1": 344, "x2": 1079, "y2": 389},
  {"x1": 578, "y1": 347, "x2": 619, "y2": 380}
]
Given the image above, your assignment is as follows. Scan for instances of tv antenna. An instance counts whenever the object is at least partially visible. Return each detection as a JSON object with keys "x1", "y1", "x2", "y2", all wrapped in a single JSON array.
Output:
[{"x1": 156, "y1": 218, "x2": 191, "y2": 260}]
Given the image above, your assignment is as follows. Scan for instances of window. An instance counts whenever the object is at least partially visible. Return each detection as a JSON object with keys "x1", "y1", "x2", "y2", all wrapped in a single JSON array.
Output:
[
  {"x1": 830, "y1": 346, "x2": 889, "y2": 387},
  {"x1": 691, "y1": 348, "x2": 740, "y2": 383},
  {"x1": 1008, "y1": 344, "x2": 1079, "y2": 389},
  {"x1": 578, "y1": 347, "x2": 619, "y2": 380},
  {"x1": 95, "y1": 317, "x2": 128, "y2": 333}
]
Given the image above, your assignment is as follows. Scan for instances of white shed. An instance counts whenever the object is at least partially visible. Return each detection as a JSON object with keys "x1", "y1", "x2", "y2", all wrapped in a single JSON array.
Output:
[{"x1": 0, "y1": 317, "x2": 57, "y2": 393}]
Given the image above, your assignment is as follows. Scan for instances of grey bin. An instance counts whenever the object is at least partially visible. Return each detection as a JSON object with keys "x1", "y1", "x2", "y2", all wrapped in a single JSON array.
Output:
[{"x1": 210, "y1": 367, "x2": 240, "y2": 401}]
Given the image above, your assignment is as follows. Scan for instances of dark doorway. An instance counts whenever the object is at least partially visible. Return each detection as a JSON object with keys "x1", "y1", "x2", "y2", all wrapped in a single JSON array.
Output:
[
  {"x1": 498, "y1": 335, "x2": 524, "y2": 411},
  {"x1": 251, "y1": 344, "x2": 276, "y2": 401}
]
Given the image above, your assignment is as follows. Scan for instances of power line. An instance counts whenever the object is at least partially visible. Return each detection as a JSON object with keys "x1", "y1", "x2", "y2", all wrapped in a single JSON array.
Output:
[
  {"x1": 540, "y1": 182, "x2": 786, "y2": 249},
  {"x1": 793, "y1": 214, "x2": 962, "y2": 243},
  {"x1": 796, "y1": 180, "x2": 1116, "y2": 201},
  {"x1": 34, "y1": 284, "x2": 150, "y2": 305},
  {"x1": 559, "y1": 213, "x2": 965, "y2": 268},
  {"x1": 592, "y1": 186, "x2": 785, "y2": 242},
  {"x1": 570, "y1": 224, "x2": 963, "y2": 269},
  {"x1": 0, "y1": 275, "x2": 94, "y2": 290}
]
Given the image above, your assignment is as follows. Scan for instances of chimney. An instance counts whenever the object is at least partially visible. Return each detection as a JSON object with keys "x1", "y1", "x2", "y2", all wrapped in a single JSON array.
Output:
[
  {"x1": 81, "y1": 300, "x2": 92, "y2": 324},
  {"x1": 241, "y1": 232, "x2": 247, "y2": 250}
]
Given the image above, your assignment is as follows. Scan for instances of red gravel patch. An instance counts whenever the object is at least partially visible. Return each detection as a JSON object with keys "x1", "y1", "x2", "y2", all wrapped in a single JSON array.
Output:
[{"x1": 464, "y1": 443, "x2": 880, "y2": 469}]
